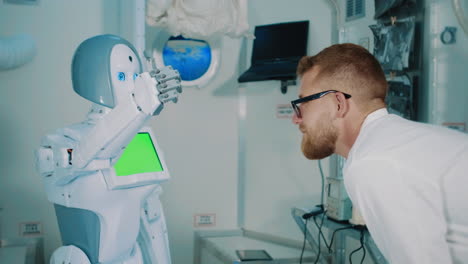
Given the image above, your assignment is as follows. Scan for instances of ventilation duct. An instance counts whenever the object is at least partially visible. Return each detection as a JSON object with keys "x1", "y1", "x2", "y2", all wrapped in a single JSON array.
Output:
[{"x1": 0, "y1": 34, "x2": 37, "y2": 71}]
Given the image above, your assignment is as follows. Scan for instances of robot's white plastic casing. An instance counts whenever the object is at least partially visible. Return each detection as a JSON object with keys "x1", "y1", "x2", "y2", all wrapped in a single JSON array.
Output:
[
  {"x1": 36, "y1": 34, "x2": 180, "y2": 264},
  {"x1": 50, "y1": 245, "x2": 91, "y2": 264}
]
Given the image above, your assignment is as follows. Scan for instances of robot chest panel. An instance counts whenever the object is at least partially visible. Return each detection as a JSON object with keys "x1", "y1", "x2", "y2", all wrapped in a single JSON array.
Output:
[{"x1": 104, "y1": 132, "x2": 170, "y2": 190}]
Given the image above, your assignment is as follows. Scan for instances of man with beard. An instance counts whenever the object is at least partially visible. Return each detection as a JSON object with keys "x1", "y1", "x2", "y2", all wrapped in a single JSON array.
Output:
[{"x1": 291, "y1": 43, "x2": 468, "y2": 264}]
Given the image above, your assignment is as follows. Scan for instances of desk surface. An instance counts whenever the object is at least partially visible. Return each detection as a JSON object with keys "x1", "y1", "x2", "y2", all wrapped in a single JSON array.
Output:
[{"x1": 205, "y1": 235, "x2": 314, "y2": 260}]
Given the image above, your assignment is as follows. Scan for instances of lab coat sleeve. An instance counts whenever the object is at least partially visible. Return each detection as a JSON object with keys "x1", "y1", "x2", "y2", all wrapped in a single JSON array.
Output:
[{"x1": 344, "y1": 159, "x2": 452, "y2": 264}]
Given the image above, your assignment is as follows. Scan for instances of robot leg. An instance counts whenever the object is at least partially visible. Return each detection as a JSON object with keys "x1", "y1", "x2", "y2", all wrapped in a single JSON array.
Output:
[
  {"x1": 138, "y1": 186, "x2": 171, "y2": 264},
  {"x1": 50, "y1": 245, "x2": 91, "y2": 264}
]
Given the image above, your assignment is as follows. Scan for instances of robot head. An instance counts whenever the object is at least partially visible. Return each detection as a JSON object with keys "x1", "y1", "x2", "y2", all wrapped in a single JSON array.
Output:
[{"x1": 72, "y1": 34, "x2": 142, "y2": 108}]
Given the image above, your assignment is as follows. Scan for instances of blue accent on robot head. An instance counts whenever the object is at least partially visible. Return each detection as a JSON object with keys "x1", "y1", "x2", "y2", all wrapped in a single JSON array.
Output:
[
  {"x1": 71, "y1": 34, "x2": 142, "y2": 108},
  {"x1": 118, "y1": 72, "x2": 126, "y2": 81}
]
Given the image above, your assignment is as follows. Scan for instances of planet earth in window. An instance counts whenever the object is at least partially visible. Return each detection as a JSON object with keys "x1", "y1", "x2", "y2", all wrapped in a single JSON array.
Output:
[{"x1": 162, "y1": 36, "x2": 212, "y2": 81}]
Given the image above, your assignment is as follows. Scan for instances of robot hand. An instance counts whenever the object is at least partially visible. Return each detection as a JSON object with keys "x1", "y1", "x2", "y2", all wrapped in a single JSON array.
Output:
[
  {"x1": 151, "y1": 66, "x2": 182, "y2": 105},
  {"x1": 134, "y1": 63, "x2": 182, "y2": 116}
]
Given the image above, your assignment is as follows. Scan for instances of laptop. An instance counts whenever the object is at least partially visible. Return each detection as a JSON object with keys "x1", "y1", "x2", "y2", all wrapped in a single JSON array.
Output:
[{"x1": 238, "y1": 20, "x2": 309, "y2": 83}]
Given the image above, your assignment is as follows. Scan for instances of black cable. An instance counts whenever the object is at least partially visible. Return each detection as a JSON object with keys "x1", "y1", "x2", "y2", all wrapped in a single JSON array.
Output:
[
  {"x1": 300, "y1": 159, "x2": 327, "y2": 263},
  {"x1": 327, "y1": 226, "x2": 354, "y2": 253},
  {"x1": 318, "y1": 159, "x2": 325, "y2": 205},
  {"x1": 349, "y1": 229, "x2": 366, "y2": 264},
  {"x1": 312, "y1": 213, "x2": 330, "y2": 250},
  {"x1": 299, "y1": 218, "x2": 308, "y2": 264},
  {"x1": 313, "y1": 211, "x2": 327, "y2": 264},
  {"x1": 360, "y1": 230, "x2": 366, "y2": 264},
  {"x1": 313, "y1": 216, "x2": 321, "y2": 264}
]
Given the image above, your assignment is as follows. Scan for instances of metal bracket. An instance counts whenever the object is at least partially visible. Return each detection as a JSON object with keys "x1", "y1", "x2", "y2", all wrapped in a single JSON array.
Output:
[
  {"x1": 440, "y1": 27, "x2": 457, "y2": 45},
  {"x1": 280, "y1": 80, "x2": 296, "y2": 94}
]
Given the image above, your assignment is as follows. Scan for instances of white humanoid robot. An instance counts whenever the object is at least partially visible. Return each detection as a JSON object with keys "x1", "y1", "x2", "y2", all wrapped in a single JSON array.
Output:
[{"x1": 35, "y1": 34, "x2": 182, "y2": 264}]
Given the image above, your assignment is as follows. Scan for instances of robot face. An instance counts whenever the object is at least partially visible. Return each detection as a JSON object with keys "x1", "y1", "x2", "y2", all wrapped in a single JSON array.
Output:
[
  {"x1": 72, "y1": 35, "x2": 143, "y2": 108},
  {"x1": 110, "y1": 44, "x2": 142, "y2": 105}
]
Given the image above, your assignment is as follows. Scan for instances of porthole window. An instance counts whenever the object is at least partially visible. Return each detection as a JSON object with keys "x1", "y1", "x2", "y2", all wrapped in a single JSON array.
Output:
[
  {"x1": 162, "y1": 36, "x2": 211, "y2": 81},
  {"x1": 153, "y1": 30, "x2": 220, "y2": 88}
]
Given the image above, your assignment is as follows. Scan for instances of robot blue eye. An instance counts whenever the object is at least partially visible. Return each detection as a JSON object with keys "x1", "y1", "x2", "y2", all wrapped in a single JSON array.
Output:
[
  {"x1": 133, "y1": 73, "x2": 138, "y2": 80},
  {"x1": 118, "y1": 72, "x2": 126, "y2": 81}
]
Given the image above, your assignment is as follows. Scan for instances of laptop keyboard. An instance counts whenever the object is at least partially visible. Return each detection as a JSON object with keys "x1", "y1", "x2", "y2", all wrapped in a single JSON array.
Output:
[
  {"x1": 238, "y1": 61, "x2": 298, "y2": 82},
  {"x1": 251, "y1": 63, "x2": 296, "y2": 74}
]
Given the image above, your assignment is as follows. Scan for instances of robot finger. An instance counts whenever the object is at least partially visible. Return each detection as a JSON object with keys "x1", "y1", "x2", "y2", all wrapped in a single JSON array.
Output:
[
  {"x1": 157, "y1": 79, "x2": 182, "y2": 94},
  {"x1": 153, "y1": 66, "x2": 181, "y2": 83},
  {"x1": 158, "y1": 89, "x2": 179, "y2": 104}
]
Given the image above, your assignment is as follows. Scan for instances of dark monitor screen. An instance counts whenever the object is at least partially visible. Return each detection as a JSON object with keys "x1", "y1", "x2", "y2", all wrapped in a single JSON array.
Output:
[{"x1": 251, "y1": 20, "x2": 309, "y2": 64}]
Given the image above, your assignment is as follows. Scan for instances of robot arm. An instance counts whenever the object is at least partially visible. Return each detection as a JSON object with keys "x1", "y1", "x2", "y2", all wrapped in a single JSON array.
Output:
[
  {"x1": 37, "y1": 35, "x2": 182, "y2": 185},
  {"x1": 37, "y1": 66, "x2": 181, "y2": 186},
  {"x1": 66, "y1": 66, "x2": 181, "y2": 180},
  {"x1": 135, "y1": 65, "x2": 182, "y2": 116}
]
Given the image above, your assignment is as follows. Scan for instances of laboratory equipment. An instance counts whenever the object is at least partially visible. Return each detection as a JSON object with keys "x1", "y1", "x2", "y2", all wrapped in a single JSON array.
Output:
[
  {"x1": 291, "y1": 207, "x2": 387, "y2": 264},
  {"x1": 326, "y1": 155, "x2": 352, "y2": 222},
  {"x1": 325, "y1": 177, "x2": 352, "y2": 221}
]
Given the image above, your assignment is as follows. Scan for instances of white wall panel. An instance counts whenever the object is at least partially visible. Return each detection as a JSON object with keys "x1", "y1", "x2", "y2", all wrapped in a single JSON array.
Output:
[
  {"x1": 0, "y1": 0, "x2": 119, "y2": 261},
  {"x1": 242, "y1": 0, "x2": 333, "y2": 241}
]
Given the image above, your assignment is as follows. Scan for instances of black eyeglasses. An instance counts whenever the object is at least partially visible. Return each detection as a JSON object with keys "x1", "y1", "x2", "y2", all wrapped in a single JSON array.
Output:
[{"x1": 291, "y1": 90, "x2": 352, "y2": 118}]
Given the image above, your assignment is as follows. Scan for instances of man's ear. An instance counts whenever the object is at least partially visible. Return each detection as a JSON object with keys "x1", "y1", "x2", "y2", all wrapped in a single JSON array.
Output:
[{"x1": 335, "y1": 92, "x2": 350, "y2": 118}]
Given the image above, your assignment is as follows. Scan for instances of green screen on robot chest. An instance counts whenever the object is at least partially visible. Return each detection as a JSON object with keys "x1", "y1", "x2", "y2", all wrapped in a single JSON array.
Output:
[{"x1": 114, "y1": 132, "x2": 163, "y2": 176}]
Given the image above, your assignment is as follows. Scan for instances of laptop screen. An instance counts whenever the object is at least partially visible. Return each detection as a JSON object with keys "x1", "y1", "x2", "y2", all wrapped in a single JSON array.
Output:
[{"x1": 251, "y1": 20, "x2": 309, "y2": 64}]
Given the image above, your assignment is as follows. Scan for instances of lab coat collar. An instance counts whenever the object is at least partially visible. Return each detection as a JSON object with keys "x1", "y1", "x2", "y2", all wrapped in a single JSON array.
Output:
[
  {"x1": 346, "y1": 108, "x2": 388, "y2": 161},
  {"x1": 361, "y1": 108, "x2": 388, "y2": 129}
]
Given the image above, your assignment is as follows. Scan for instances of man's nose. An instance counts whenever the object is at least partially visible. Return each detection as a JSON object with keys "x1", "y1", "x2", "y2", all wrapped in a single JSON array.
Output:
[{"x1": 292, "y1": 112, "x2": 302, "y2": 124}]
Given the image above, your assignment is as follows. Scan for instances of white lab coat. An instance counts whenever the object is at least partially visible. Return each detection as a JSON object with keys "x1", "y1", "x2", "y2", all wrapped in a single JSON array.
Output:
[{"x1": 343, "y1": 108, "x2": 468, "y2": 264}]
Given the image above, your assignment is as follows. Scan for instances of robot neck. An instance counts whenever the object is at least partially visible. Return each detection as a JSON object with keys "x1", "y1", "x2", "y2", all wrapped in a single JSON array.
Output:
[{"x1": 86, "y1": 103, "x2": 112, "y2": 124}]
